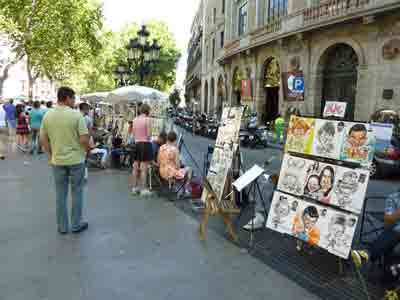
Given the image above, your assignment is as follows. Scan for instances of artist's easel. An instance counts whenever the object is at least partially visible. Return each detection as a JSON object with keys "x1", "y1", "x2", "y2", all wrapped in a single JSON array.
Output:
[
  {"x1": 240, "y1": 170, "x2": 270, "y2": 248},
  {"x1": 199, "y1": 176, "x2": 239, "y2": 243},
  {"x1": 199, "y1": 148, "x2": 242, "y2": 243}
]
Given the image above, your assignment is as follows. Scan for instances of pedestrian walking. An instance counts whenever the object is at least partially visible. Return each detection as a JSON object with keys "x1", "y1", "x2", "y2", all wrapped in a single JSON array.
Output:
[
  {"x1": 40, "y1": 87, "x2": 90, "y2": 234},
  {"x1": 131, "y1": 103, "x2": 153, "y2": 196},
  {"x1": 29, "y1": 101, "x2": 45, "y2": 155},
  {"x1": 2, "y1": 99, "x2": 16, "y2": 141},
  {"x1": 15, "y1": 104, "x2": 30, "y2": 150}
]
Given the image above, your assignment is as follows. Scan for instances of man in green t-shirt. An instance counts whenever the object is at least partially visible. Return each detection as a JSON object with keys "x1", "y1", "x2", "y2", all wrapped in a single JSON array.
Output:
[{"x1": 40, "y1": 87, "x2": 90, "y2": 235}]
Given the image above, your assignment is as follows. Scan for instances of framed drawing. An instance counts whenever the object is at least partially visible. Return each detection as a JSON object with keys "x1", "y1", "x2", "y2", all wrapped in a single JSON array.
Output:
[
  {"x1": 285, "y1": 116, "x2": 315, "y2": 155},
  {"x1": 339, "y1": 122, "x2": 375, "y2": 166}
]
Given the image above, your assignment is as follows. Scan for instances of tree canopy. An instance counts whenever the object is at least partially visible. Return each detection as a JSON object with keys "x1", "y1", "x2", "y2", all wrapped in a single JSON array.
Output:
[
  {"x1": 0, "y1": 0, "x2": 103, "y2": 98},
  {"x1": 64, "y1": 20, "x2": 181, "y2": 94},
  {"x1": 0, "y1": 2, "x2": 180, "y2": 96}
]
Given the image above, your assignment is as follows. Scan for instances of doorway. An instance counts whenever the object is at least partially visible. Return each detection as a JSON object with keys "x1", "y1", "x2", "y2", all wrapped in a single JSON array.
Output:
[
  {"x1": 322, "y1": 43, "x2": 358, "y2": 120},
  {"x1": 263, "y1": 57, "x2": 281, "y2": 123}
]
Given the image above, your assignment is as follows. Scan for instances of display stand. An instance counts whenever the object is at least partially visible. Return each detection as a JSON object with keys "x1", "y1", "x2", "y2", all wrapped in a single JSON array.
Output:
[
  {"x1": 199, "y1": 148, "x2": 241, "y2": 243},
  {"x1": 233, "y1": 165, "x2": 270, "y2": 248},
  {"x1": 199, "y1": 176, "x2": 239, "y2": 243}
]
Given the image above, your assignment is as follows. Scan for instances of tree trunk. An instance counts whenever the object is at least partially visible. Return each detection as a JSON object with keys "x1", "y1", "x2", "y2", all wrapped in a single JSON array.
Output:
[
  {"x1": 27, "y1": 55, "x2": 35, "y2": 101},
  {"x1": 0, "y1": 62, "x2": 15, "y2": 98}
]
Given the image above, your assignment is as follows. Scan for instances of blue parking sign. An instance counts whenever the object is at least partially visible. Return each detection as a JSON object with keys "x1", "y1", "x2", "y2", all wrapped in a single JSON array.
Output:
[{"x1": 293, "y1": 76, "x2": 304, "y2": 93}]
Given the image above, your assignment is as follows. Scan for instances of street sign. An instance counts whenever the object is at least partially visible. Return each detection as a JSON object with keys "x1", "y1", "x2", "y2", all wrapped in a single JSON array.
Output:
[{"x1": 282, "y1": 72, "x2": 304, "y2": 101}]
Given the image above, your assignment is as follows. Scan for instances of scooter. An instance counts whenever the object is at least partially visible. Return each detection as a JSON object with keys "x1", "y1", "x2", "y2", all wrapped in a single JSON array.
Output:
[{"x1": 239, "y1": 114, "x2": 268, "y2": 148}]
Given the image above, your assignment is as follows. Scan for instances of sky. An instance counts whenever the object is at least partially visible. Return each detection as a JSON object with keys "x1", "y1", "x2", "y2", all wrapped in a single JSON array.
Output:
[{"x1": 102, "y1": 0, "x2": 201, "y2": 91}]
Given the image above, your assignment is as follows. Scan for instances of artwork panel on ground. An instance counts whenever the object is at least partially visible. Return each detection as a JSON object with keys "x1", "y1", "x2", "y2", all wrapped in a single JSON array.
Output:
[
  {"x1": 278, "y1": 154, "x2": 370, "y2": 214},
  {"x1": 201, "y1": 107, "x2": 244, "y2": 206},
  {"x1": 266, "y1": 191, "x2": 358, "y2": 259}
]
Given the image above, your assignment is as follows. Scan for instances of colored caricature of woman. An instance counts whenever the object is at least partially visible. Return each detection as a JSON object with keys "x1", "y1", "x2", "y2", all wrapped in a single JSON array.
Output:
[
  {"x1": 319, "y1": 166, "x2": 335, "y2": 204},
  {"x1": 304, "y1": 175, "x2": 320, "y2": 199},
  {"x1": 287, "y1": 117, "x2": 312, "y2": 152}
]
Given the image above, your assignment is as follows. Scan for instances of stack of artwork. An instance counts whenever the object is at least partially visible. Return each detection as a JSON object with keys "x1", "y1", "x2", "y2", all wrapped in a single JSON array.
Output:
[
  {"x1": 267, "y1": 115, "x2": 376, "y2": 259},
  {"x1": 202, "y1": 107, "x2": 244, "y2": 209}
]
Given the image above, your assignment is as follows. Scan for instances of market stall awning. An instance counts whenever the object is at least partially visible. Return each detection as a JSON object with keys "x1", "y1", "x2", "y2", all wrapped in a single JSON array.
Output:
[
  {"x1": 106, "y1": 85, "x2": 168, "y2": 104},
  {"x1": 80, "y1": 92, "x2": 110, "y2": 103}
]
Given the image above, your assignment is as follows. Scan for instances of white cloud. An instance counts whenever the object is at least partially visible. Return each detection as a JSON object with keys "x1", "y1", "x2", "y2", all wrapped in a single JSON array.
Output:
[{"x1": 102, "y1": 0, "x2": 200, "y2": 90}]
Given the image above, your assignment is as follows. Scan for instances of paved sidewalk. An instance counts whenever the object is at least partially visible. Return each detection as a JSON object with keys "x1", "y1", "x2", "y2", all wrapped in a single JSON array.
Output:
[{"x1": 0, "y1": 156, "x2": 319, "y2": 300}]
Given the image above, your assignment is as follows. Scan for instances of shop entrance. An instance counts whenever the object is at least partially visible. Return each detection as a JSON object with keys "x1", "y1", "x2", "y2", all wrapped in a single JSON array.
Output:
[
  {"x1": 232, "y1": 68, "x2": 242, "y2": 106},
  {"x1": 263, "y1": 57, "x2": 281, "y2": 123},
  {"x1": 322, "y1": 43, "x2": 358, "y2": 120}
]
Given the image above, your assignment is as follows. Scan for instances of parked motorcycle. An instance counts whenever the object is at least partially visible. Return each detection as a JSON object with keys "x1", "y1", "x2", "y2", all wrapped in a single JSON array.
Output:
[{"x1": 239, "y1": 114, "x2": 268, "y2": 148}]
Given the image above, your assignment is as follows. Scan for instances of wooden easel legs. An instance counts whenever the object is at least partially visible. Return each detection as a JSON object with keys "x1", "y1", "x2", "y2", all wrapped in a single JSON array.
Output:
[{"x1": 199, "y1": 208, "x2": 239, "y2": 243}]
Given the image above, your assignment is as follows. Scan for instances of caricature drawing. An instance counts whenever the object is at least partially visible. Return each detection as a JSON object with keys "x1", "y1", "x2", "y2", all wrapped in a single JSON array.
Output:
[
  {"x1": 281, "y1": 173, "x2": 303, "y2": 195},
  {"x1": 316, "y1": 121, "x2": 336, "y2": 156},
  {"x1": 341, "y1": 123, "x2": 372, "y2": 163},
  {"x1": 334, "y1": 171, "x2": 359, "y2": 208},
  {"x1": 272, "y1": 196, "x2": 291, "y2": 228},
  {"x1": 286, "y1": 117, "x2": 314, "y2": 153},
  {"x1": 292, "y1": 206, "x2": 321, "y2": 246},
  {"x1": 304, "y1": 175, "x2": 320, "y2": 199},
  {"x1": 318, "y1": 166, "x2": 335, "y2": 204},
  {"x1": 325, "y1": 214, "x2": 352, "y2": 251}
]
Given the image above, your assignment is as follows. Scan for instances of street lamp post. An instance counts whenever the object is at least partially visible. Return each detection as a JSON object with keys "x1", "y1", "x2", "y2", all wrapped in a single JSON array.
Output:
[{"x1": 124, "y1": 25, "x2": 161, "y2": 86}]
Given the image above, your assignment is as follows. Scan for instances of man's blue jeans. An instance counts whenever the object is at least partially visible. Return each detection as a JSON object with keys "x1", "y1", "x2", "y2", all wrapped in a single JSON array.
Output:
[{"x1": 52, "y1": 163, "x2": 85, "y2": 232}]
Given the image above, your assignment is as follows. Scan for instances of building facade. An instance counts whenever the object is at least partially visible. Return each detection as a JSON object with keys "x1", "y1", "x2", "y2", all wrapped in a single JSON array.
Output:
[
  {"x1": 185, "y1": 1, "x2": 204, "y2": 113},
  {"x1": 200, "y1": 0, "x2": 228, "y2": 116},
  {"x1": 197, "y1": 0, "x2": 400, "y2": 122}
]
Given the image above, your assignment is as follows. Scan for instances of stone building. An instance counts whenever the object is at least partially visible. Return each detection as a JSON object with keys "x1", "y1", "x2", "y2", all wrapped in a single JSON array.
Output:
[
  {"x1": 185, "y1": 0, "x2": 204, "y2": 113},
  {"x1": 198, "y1": 0, "x2": 400, "y2": 122},
  {"x1": 200, "y1": 0, "x2": 228, "y2": 116}
]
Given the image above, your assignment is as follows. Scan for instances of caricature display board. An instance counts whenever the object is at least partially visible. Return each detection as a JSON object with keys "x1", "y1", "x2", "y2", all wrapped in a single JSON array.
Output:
[
  {"x1": 201, "y1": 106, "x2": 244, "y2": 207},
  {"x1": 286, "y1": 116, "x2": 376, "y2": 167},
  {"x1": 278, "y1": 154, "x2": 370, "y2": 214},
  {"x1": 268, "y1": 115, "x2": 376, "y2": 259},
  {"x1": 266, "y1": 192, "x2": 358, "y2": 259}
]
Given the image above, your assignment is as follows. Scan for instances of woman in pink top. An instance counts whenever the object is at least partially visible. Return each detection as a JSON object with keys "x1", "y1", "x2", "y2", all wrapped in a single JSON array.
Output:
[{"x1": 131, "y1": 104, "x2": 153, "y2": 196}]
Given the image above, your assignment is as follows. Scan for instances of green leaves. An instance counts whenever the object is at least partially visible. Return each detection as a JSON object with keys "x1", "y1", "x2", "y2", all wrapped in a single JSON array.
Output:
[
  {"x1": 0, "y1": 1, "x2": 181, "y2": 95},
  {"x1": 0, "y1": 0, "x2": 103, "y2": 81}
]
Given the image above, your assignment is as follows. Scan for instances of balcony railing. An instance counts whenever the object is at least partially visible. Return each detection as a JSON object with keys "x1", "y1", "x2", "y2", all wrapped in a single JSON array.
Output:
[{"x1": 303, "y1": 0, "x2": 370, "y2": 23}]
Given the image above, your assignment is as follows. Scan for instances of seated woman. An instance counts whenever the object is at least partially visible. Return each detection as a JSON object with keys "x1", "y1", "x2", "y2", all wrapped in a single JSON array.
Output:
[{"x1": 158, "y1": 131, "x2": 191, "y2": 190}]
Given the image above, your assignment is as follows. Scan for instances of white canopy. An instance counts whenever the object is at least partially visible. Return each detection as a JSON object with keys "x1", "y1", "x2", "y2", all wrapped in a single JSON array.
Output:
[
  {"x1": 81, "y1": 92, "x2": 110, "y2": 103},
  {"x1": 106, "y1": 85, "x2": 168, "y2": 104}
]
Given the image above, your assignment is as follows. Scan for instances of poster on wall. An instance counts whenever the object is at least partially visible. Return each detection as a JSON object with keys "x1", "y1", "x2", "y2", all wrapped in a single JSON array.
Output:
[
  {"x1": 323, "y1": 101, "x2": 347, "y2": 118},
  {"x1": 266, "y1": 191, "x2": 358, "y2": 259},
  {"x1": 241, "y1": 79, "x2": 252, "y2": 102},
  {"x1": 202, "y1": 106, "x2": 244, "y2": 205},
  {"x1": 285, "y1": 116, "x2": 315, "y2": 154},
  {"x1": 282, "y1": 72, "x2": 305, "y2": 102},
  {"x1": 278, "y1": 154, "x2": 370, "y2": 214}
]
